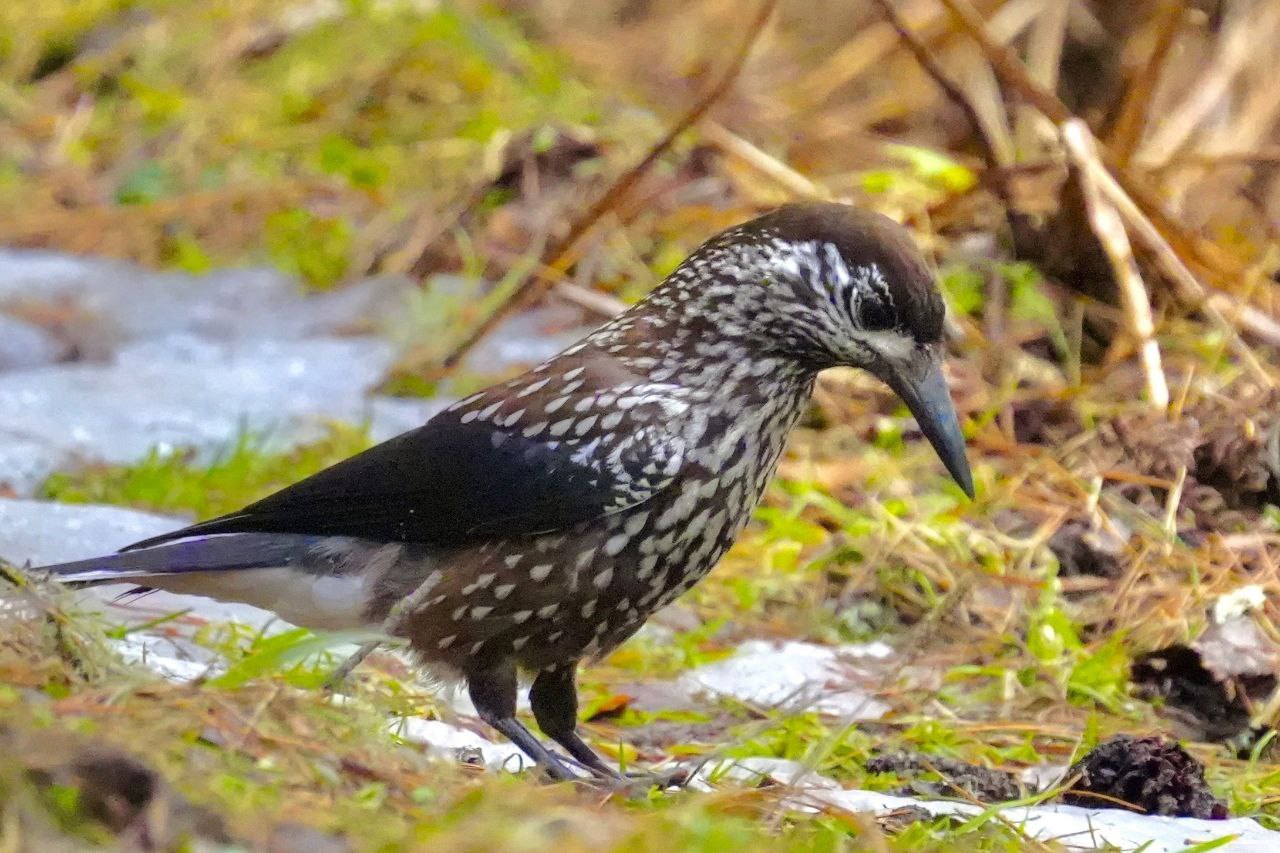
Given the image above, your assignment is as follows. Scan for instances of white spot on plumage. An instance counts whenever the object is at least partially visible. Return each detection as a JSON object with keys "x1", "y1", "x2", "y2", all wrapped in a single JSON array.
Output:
[
  {"x1": 530, "y1": 564, "x2": 552, "y2": 582},
  {"x1": 624, "y1": 512, "x2": 649, "y2": 537},
  {"x1": 518, "y1": 376, "x2": 551, "y2": 397}
]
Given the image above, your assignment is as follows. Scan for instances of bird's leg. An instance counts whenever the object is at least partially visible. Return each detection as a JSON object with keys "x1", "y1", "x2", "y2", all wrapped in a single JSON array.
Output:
[
  {"x1": 529, "y1": 665, "x2": 623, "y2": 780},
  {"x1": 529, "y1": 665, "x2": 690, "y2": 791},
  {"x1": 467, "y1": 662, "x2": 578, "y2": 781}
]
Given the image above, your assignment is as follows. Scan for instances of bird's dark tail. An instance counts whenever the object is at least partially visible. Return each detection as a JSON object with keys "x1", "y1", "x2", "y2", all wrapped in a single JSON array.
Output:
[{"x1": 29, "y1": 534, "x2": 310, "y2": 586}]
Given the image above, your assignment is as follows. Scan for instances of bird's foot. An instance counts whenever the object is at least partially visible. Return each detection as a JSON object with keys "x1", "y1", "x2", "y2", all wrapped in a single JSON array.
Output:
[{"x1": 576, "y1": 764, "x2": 691, "y2": 797}]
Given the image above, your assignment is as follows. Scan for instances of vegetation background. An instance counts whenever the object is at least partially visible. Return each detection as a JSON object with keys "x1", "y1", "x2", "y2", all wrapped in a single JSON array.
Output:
[{"x1": 3, "y1": 0, "x2": 1280, "y2": 849}]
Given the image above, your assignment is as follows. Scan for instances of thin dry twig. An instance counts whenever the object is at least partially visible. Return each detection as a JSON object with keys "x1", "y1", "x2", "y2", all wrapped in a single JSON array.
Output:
[
  {"x1": 868, "y1": 0, "x2": 1001, "y2": 172},
  {"x1": 869, "y1": 0, "x2": 1039, "y2": 256},
  {"x1": 433, "y1": 0, "x2": 780, "y2": 376},
  {"x1": 1062, "y1": 119, "x2": 1169, "y2": 410}
]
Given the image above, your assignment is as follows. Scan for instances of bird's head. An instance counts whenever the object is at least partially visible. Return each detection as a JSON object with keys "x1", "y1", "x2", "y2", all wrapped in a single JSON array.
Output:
[{"x1": 664, "y1": 201, "x2": 973, "y2": 497}]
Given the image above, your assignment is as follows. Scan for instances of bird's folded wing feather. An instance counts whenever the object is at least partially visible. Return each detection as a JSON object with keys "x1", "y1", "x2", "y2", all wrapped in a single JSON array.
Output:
[{"x1": 125, "y1": 402, "x2": 686, "y2": 550}]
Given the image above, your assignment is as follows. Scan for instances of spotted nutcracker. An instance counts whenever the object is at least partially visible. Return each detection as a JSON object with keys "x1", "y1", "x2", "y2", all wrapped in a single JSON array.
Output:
[{"x1": 34, "y1": 202, "x2": 973, "y2": 782}]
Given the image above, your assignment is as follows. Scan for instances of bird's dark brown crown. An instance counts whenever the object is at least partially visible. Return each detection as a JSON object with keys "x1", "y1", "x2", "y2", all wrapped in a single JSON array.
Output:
[{"x1": 634, "y1": 202, "x2": 946, "y2": 372}]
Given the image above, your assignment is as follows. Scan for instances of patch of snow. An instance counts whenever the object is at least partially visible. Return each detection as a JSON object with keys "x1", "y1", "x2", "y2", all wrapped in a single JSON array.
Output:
[
  {"x1": 112, "y1": 634, "x2": 215, "y2": 683},
  {"x1": 693, "y1": 758, "x2": 1278, "y2": 852},
  {"x1": 395, "y1": 717, "x2": 531, "y2": 774},
  {"x1": 818, "y1": 789, "x2": 1275, "y2": 853},
  {"x1": 0, "y1": 251, "x2": 412, "y2": 352},
  {"x1": 366, "y1": 395, "x2": 453, "y2": 443},
  {"x1": 0, "y1": 336, "x2": 398, "y2": 479},
  {"x1": 0, "y1": 314, "x2": 65, "y2": 370},
  {"x1": 0, "y1": 438, "x2": 69, "y2": 497},
  {"x1": 0, "y1": 498, "x2": 286, "y2": 632},
  {"x1": 677, "y1": 640, "x2": 893, "y2": 721}
]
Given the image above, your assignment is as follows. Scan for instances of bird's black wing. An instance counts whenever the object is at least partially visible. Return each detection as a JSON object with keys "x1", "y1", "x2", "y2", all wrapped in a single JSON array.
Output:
[{"x1": 125, "y1": 398, "x2": 685, "y2": 550}]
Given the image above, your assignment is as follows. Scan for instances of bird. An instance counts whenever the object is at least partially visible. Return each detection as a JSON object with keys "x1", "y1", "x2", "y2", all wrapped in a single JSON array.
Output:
[{"x1": 29, "y1": 201, "x2": 974, "y2": 783}]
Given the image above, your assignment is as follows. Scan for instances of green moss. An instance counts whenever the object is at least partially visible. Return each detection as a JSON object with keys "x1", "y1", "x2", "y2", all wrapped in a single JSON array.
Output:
[{"x1": 39, "y1": 424, "x2": 371, "y2": 520}]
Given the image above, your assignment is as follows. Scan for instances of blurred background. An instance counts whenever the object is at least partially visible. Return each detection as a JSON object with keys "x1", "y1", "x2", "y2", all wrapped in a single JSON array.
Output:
[{"x1": 4, "y1": 0, "x2": 1280, "y2": 848}]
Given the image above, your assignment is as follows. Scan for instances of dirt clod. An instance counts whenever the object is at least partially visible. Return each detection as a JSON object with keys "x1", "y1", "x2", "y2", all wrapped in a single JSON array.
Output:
[
  {"x1": 1059, "y1": 735, "x2": 1228, "y2": 819},
  {"x1": 865, "y1": 751, "x2": 1024, "y2": 803},
  {"x1": 1048, "y1": 519, "x2": 1124, "y2": 579}
]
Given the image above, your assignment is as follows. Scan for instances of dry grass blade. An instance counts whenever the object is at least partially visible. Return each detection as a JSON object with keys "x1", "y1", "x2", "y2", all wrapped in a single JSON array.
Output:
[
  {"x1": 432, "y1": 0, "x2": 780, "y2": 376},
  {"x1": 1014, "y1": 0, "x2": 1070, "y2": 158},
  {"x1": 700, "y1": 121, "x2": 830, "y2": 201},
  {"x1": 1136, "y1": 3, "x2": 1280, "y2": 167},
  {"x1": 1108, "y1": 0, "x2": 1186, "y2": 167},
  {"x1": 1062, "y1": 120, "x2": 1169, "y2": 410},
  {"x1": 1081, "y1": 148, "x2": 1280, "y2": 368},
  {"x1": 936, "y1": 0, "x2": 1259, "y2": 300}
]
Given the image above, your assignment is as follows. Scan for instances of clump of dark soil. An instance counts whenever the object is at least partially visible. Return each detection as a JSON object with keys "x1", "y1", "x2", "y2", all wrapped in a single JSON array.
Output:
[
  {"x1": 865, "y1": 751, "x2": 1024, "y2": 803},
  {"x1": 14, "y1": 740, "x2": 232, "y2": 848},
  {"x1": 1132, "y1": 646, "x2": 1256, "y2": 742},
  {"x1": 1048, "y1": 519, "x2": 1124, "y2": 579},
  {"x1": 1059, "y1": 735, "x2": 1228, "y2": 819}
]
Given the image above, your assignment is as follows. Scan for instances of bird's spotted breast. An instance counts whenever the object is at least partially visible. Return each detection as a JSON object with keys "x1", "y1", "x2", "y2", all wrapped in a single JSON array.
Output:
[{"x1": 389, "y1": 358, "x2": 815, "y2": 673}]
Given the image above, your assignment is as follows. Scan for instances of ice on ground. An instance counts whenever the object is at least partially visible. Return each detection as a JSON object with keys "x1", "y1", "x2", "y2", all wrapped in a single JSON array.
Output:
[
  {"x1": 677, "y1": 639, "x2": 894, "y2": 721},
  {"x1": 0, "y1": 498, "x2": 282, "y2": 632},
  {"x1": 0, "y1": 253, "x2": 596, "y2": 497},
  {"x1": 0, "y1": 335, "x2": 398, "y2": 470},
  {"x1": 0, "y1": 437, "x2": 70, "y2": 498},
  {"x1": 395, "y1": 718, "x2": 530, "y2": 774},
  {"x1": 691, "y1": 757, "x2": 1278, "y2": 852},
  {"x1": 0, "y1": 314, "x2": 66, "y2": 370},
  {"x1": 0, "y1": 250, "x2": 410, "y2": 353}
]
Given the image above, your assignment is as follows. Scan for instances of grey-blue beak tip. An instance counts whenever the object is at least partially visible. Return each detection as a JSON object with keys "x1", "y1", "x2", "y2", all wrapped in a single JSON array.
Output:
[{"x1": 887, "y1": 358, "x2": 975, "y2": 501}]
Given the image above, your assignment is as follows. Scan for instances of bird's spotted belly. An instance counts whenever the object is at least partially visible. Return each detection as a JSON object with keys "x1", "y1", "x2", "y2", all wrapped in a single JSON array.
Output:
[{"x1": 391, "y1": 467, "x2": 765, "y2": 674}]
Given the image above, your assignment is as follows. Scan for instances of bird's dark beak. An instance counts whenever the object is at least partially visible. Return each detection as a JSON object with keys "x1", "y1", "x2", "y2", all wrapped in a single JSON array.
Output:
[{"x1": 882, "y1": 348, "x2": 975, "y2": 499}]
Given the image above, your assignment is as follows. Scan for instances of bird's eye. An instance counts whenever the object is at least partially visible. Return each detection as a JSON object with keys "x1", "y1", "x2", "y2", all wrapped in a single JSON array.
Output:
[{"x1": 858, "y1": 299, "x2": 895, "y2": 331}]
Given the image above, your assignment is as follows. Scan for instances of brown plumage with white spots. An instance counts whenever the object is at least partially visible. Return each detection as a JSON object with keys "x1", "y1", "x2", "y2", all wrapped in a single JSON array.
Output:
[{"x1": 34, "y1": 202, "x2": 973, "y2": 782}]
